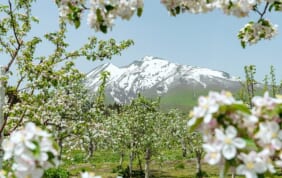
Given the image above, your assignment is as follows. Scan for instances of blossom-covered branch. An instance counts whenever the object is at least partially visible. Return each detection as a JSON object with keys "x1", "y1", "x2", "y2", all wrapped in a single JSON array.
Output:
[
  {"x1": 189, "y1": 91, "x2": 282, "y2": 178},
  {"x1": 55, "y1": 0, "x2": 281, "y2": 47}
]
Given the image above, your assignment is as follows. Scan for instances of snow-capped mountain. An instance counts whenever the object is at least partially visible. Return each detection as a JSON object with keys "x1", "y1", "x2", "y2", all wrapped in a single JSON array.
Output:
[{"x1": 85, "y1": 56, "x2": 241, "y2": 104}]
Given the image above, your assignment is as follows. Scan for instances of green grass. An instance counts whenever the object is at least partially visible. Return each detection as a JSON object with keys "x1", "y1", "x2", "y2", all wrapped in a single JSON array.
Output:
[{"x1": 61, "y1": 150, "x2": 282, "y2": 178}]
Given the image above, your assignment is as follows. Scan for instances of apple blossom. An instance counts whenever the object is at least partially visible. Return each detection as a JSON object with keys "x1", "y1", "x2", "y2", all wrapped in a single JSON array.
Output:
[
  {"x1": 161, "y1": 0, "x2": 216, "y2": 14},
  {"x1": 188, "y1": 91, "x2": 282, "y2": 177},
  {"x1": 215, "y1": 126, "x2": 246, "y2": 160},
  {"x1": 255, "y1": 121, "x2": 282, "y2": 150},
  {"x1": 258, "y1": 149, "x2": 276, "y2": 173},
  {"x1": 236, "y1": 151, "x2": 267, "y2": 178},
  {"x1": 202, "y1": 143, "x2": 222, "y2": 165},
  {"x1": 1, "y1": 122, "x2": 58, "y2": 178},
  {"x1": 188, "y1": 91, "x2": 237, "y2": 126},
  {"x1": 54, "y1": 0, "x2": 280, "y2": 47},
  {"x1": 218, "y1": 0, "x2": 257, "y2": 17},
  {"x1": 238, "y1": 19, "x2": 278, "y2": 48}
]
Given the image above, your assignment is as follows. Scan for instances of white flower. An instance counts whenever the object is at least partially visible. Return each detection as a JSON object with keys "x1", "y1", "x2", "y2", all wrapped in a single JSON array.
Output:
[
  {"x1": 243, "y1": 115, "x2": 258, "y2": 127},
  {"x1": 236, "y1": 151, "x2": 267, "y2": 178},
  {"x1": 217, "y1": 0, "x2": 258, "y2": 17},
  {"x1": 188, "y1": 97, "x2": 218, "y2": 126},
  {"x1": 81, "y1": 172, "x2": 101, "y2": 178},
  {"x1": 258, "y1": 149, "x2": 276, "y2": 173},
  {"x1": 202, "y1": 143, "x2": 222, "y2": 165},
  {"x1": 238, "y1": 21, "x2": 278, "y2": 48},
  {"x1": 161, "y1": 0, "x2": 216, "y2": 14},
  {"x1": 2, "y1": 122, "x2": 58, "y2": 177},
  {"x1": 215, "y1": 126, "x2": 246, "y2": 160},
  {"x1": 189, "y1": 91, "x2": 237, "y2": 127},
  {"x1": 252, "y1": 92, "x2": 278, "y2": 108},
  {"x1": 2, "y1": 139, "x2": 14, "y2": 160},
  {"x1": 255, "y1": 121, "x2": 282, "y2": 150}
]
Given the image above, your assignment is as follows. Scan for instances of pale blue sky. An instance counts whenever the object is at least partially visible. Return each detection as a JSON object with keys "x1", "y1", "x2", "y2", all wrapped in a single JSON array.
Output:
[{"x1": 3, "y1": 1, "x2": 282, "y2": 82}]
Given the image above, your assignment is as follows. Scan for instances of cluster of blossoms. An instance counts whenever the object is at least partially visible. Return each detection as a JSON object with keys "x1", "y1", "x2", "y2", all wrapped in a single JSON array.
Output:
[
  {"x1": 161, "y1": 0, "x2": 216, "y2": 14},
  {"x1": 238, "y1": 19, "x2": 278, "y2": 48},
  {"x1": 0, "y1": 122, "x2": 114, "y2": 178},
  {"x1": 1, "y1": 122, "x2": 59, "y2": 178},
  {"x1": 160, "y1": 0, "x2": 258, "y2": 16},
  {"x1": 189, "y1": 91, "x2": 282, "y2": 178},
  {"x1": 56, "y1": 0, "x2": 85, "y2": 18},
  {"x1": 160, "y1": 0, "x2": 261, "y2": 17},
  {"x1": 87, "y1": 0, "x2": 143, "y2": 32},
  {"x1": 54, "y1": 0, "x2": 280, "y2": 47},
  {"x1": 56, "y1": 0, "x2": 143, "y2": 32}
]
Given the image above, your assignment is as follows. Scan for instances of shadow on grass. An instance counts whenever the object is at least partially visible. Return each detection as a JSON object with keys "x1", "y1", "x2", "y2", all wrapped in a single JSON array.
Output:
[{"x1": 122, "y1": 169, "x2": 212, "y2": 178}]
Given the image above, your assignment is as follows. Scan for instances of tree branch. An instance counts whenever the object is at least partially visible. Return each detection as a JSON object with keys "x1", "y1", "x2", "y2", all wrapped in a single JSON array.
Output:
[
  {"x1": 254, "y1": 2, "x2": 269, "y2": 19},
  {"x1": 5, "y1": 0, "x2": 23, "y2": 73}
]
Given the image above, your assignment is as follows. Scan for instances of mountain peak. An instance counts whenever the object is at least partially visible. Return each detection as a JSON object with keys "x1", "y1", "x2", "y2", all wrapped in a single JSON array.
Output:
[
  {"x1": 85, "y1": 56, "x2": 240, "y2": 104},
  {"x1": 140, "y1": 56, "x2": 168, "y2": 62},
  {"x1": 141, "y1": 56, "x2": 154, "y2": 61}
]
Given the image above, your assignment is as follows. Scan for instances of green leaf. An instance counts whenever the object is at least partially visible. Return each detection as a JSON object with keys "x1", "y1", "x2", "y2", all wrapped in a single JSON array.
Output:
[
  {"x1": 137, "y1": 8, "x2": 143, "y2": 17},
  {"x1": 228, "y1": 104, "x2": 250, "y2": 114},
  {"x1": 31, "y1": 16, "x2": 39, "y2": 23},
  {"x1": 241, "y1": 41, "x2": 246, "y2": 49},
  {"x1": 100, "y1": 24, "x2": 108, "y2": 33},
  {"x1": 175, "y1": 6, "x2": 180, "y2": 15},
  {"x1": 74, "y1": 19, "x2": 81, "y2": 29},
  {"x1": 245, "y1": 138, "x2": 257, "y2": 150},
  {"x1": 96, "y1": 9, "x2": 103, "y2": 23},
  {"x1": 105, "y1": 5, "x2": 115, "y2": 11},
  {"x1": 188, "y1": 117, "x2": 203, "y2": 132},
  {"x1": 269, "y1": 3, "x2": 275, "y2": 11}
]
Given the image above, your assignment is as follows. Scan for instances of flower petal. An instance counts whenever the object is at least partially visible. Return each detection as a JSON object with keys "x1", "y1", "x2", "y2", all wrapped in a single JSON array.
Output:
[
  {"x1": 215, "y1": 128, "x2": 225, "y2": 141},
  {"x1": 188, "y1": 117, "x2": 197, "y2": 126},
  {"x1": 254, "y1": 162, "x2": 267, "y2": 174},
  {"x1": 245, "y1": 171, "x2": 257, "y2": 178},
  {"x1": 236, "y1": 165, "x2": 245, "y2": 175},
  {"x1": 222, "y1": 145, "x2": 236, "y2": 160},
  {"x1": 233, "y1": 138, "x2": 246, "y2": 149},
  {"x1": 226, "y1": 126, "x2": 237, "y2": 138},
  {"x1": 204, "y1": 114, "x2": 212, "y2": 123}
]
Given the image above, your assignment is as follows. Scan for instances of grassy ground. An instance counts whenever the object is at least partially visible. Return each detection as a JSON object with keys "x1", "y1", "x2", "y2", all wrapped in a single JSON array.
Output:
[{"x1": 59, "y1": 150, "x2": 282, "y2": 178}]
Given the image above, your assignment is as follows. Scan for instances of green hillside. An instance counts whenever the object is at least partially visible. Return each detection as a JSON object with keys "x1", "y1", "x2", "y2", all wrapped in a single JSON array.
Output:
[
  {"x1": 104, "y1": 84, "x2": 267, "y2": 112},
  {"x1": 160, "y1": 88, "x2": 208, "y2": 112}
]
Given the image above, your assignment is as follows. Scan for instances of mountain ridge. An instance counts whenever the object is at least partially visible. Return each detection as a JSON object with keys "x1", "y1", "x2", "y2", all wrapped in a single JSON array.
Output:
[{"x1": 85, "y1": 56, "x2": 242, "y2": 108}]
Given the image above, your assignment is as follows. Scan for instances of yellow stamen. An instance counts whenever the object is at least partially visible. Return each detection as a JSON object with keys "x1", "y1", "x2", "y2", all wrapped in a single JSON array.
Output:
[
  {"x1": 224, "y1": 138, "x2": 232, "y2": 144},
  {"x1": 246, "y1": 162, "x2": 254, "y2": 169},
  {"x1": 189, "y1": 111, "x2": 194, "y2": 117},
  {"x1": 211, "y1": 152, "x2": 218, "y2": 159},
  {"x1": 225, "y1": 91, "x2": 232, "y2": 97},
  {"x1": 272, "y1": 132, "x2": 277, "y2": 138}
]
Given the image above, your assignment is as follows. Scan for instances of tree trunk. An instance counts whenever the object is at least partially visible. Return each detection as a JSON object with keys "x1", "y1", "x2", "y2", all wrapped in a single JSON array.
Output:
[
  {"x1": 181, "y1": 138, "x2": 187, "y2": 157},
  {"x1": 144, "y1": 147, "x2": 151, "y2": 178},
  {"x1": 87, "y1": 138, "x2": 94, "y2": 158},
  {"x1": 58, "y1": 137, "x2": 63, "y2": 161},
  {"x1": 137, "y1": 153, "x2": 143, "y2": 172},
  {"x1": 0, "y1": 67, "x2": 5, "y2": 169},
  {"x1": 195, "y1": 152, "x2": 202, "y2": 178},
  {"x1": 119, "y1": 151, "x2": 124, "y2": 169},
  {"x1": 129, "y1": 150, "x2": 134, "y2": 178}
]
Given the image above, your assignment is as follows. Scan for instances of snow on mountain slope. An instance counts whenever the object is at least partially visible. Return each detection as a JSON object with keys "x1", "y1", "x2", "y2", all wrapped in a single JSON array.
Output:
[{"x1": 85, "y1": 56, "x2": 240, "y2": 103}]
